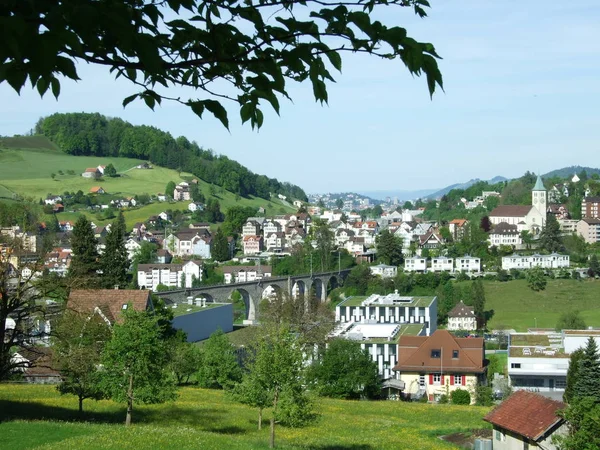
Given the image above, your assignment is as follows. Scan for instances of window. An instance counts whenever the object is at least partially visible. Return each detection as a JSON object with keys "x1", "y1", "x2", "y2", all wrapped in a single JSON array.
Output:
[
  {"x1": 431, "y1": 349, "x2": 441, "y2": 358},
  {"x1": 454, "y1": 374, "x2": 462, "y2": 385},
  {"x1": 524, "y1": 443, "x2": 529, "y2": 450},
  {"x1": 419, "y1": 375, "x2": 425, "y2": 387},
  {"x1": 452, "y1": 350, "x2": 459, "y2": 358},
  {"x1": 121, "y1": 304, "x2": 128, "y2": 310},
  {"x1": 511, "y1": 363, "x2": 521, "y2": 369},
  {"x1": 433, "y1": 373, "x2": 441, "y2": 384}
]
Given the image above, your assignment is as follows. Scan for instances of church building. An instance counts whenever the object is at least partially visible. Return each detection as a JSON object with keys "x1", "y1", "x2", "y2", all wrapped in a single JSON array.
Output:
[{"x1": 489, "y1": 175, "x2": 547, "y2": 235}]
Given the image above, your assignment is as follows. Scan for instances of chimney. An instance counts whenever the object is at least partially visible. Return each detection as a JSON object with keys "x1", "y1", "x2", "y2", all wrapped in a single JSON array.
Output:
[{"x1": 114, "y1": 285, "x2": 119, "y2": 290}]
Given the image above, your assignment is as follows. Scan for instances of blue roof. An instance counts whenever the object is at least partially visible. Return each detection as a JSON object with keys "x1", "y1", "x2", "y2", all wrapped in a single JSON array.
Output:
[{"x1": 533, "y1": 175, "x2": 546, "y2": 191}]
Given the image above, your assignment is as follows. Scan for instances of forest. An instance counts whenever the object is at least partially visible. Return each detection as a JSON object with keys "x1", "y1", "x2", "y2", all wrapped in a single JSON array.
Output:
[{"x1": 34, "y1": 113, "x2": 307, "y2": 201}]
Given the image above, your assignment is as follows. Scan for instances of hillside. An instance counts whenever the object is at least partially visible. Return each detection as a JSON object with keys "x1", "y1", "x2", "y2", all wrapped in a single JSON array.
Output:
[
  {"x1": 542, "y1": 165, "x2": 600, "y2": 179},
  {"x1": 0, "y1": 384, "x2": 489, "y2": 450},
  {"x1": 0, "y1": 139, "x2": 295, "y2": 228}
]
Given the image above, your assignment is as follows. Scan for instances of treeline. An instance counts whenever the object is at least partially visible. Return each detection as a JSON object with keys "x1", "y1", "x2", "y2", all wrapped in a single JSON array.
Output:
[{"x1": 34, "y1": 113, "x2": 307, "y2": 201}]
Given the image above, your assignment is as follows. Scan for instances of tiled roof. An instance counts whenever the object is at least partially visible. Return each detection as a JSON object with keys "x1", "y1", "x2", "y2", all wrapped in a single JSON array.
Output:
[
  {"x1": 449, "y1": 219, "x2": 468, "y2": 226},
  {"x1": 221, "y1": 265, "x2": 272, "y2": 274},
  {"x1": 68, "y1": 290, "x2": 152, "y2": 325},
  {"x1": 490, "y1": 205, "x2": 533, "y2": 218},
  {"x1": 393, "y1": 330, "x2": 485, "y2": 374},
  {"x1": 484, "y1": 391, "x2": 564, "y2": 441},
  {"x1": 491, "y1": 222, "x2": 519, "y2": 235},
  {"x1": 583, "y1": 196, "x2": 600, "y2": 203},
  {"x1": 448, "y1": 301, "x2": 475, "y2": 318}
]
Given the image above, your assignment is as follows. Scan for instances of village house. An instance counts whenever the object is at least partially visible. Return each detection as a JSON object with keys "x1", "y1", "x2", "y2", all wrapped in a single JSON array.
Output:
[
  {"x1": 188, "y1": 202, "x2": 204, "y2": 212},
  {"x1": 173, "y1": 181, "x2": 191, "y2": 201},
  {"x1": 488, "y1": 222, "x2": 522, "y2": 248},
  {"x1": 262, "y1": 219, "x2": 282, "y2": 235},
  {"x1": 264, "y1": 232, "x2": 286, "y2": 253},
  {"x1": 243, "y1": 235, "x2": 263, "y2": 255},
  {"x1": 59, "y1": 221, "x2": 74, "y2": 232},
  {"x1": 393, "y1": 330, "x2": 486, "y2": 403},
  {"x1": 501, "y1": 253, "x2": 570, "y2": 271},
  {"x1": 370, "y1": 264, "x2": 398, "y2": 278},
  {"x1": 448, "y1": 219, "x2": 468, "y2": 241},
  {"x1": 335, "y1": 228, "x2": 355, "y2": 247},
  {"x1": 431, "y1": 256, "x2": 454, "y2": 272},
  {"x1": 581, "y1": 196, "x2": 600, "y2": 219},
  {"x1": 455, "y1": 255, "x2": 481, "y2": 272},
  {"x1": 222, "y1": 265, "x2": 272, "y2": 284},
  {"x1": 67, "y1": 289, "x2": 153, "y2": 325},
  {"x1": 89, "y1": 186, "x2": 105, "y2": 194},
  {"x1": 484, "y1": 391, "x2": 566, "y2": 450},
  {"x1": 82, "y1": 167, "x2": 101, "y2": 179},
  {"x1": 242, "y1": 220, "x2": 262, "y2": 237},
  {"x1": 157, "y1": 193, "x2": 167, "y2": 202},
  {"x1": 137, "y1": 261, "x2": 202, "y2": 290},
  {"x1": 164, "y1": 230, "x2": 212, "y2": 258},
  {"x1": 156, "y1": 249, "x2": 172, "y2": 264},
  {"x1": 44, "y1": 195, "x2": 62, "y2": 205},
  {"x1": 125, "y1": 238, "x2": 142, "y2": 260},
  {"x1": 446, "y1": 301, "x2": 477, "y2": 331},
  {"x1": 344, "y1": 236, "x2": 366, "y2": 254},
  {"x1": 97, "y1": 165, "x2": 107, "y2": 175},
  {"x1": 576, "y1": 218, "x2": 600, "y2": 244},
  {"x1": 52, "y1": 203, "x2": 64, "y2": 213},
  {"x1": 404, "y1": 256, "x2": 427, "y2": 272}
]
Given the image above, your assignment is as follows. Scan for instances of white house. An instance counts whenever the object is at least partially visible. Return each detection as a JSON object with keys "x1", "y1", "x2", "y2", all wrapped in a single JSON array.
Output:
[
  {"x1": 222, "y1": 265, "x2": 272, "y2": 284},
  {"x1": 404, "y1": 256, "x2": 426, "y2": 272},
  {"x1": 125, "y1": 238, "x2": 142, "y2": 260},
  {"x1": 44, "y1": 195, "x2": 62, "y2": 205},
  {"x1": 446, "y1": 301, "x2": 476, "y2": 331},
  {"x1": 264, "y1": 232, "x2": 285, "y2": 252},
  {"x1": 501, "y1": 253, "x2": 570, "y2": 271},
  {"x1": 455, "y1": 255, "x2": 481, "y2": 272},
  {"x1": 370, "y1": 264, "x2": 398, "y2": 278},
  {"x1": 188, "y1": 202, "x2": 204, "y2": 212},
  {"x1": 173, "y1": 182, "x2": 191, "y2": 201},
  {"x1": 243, "y1": 235, "x2": 263, "y2": 255},
  {"x1": 242, "y1": 220, "x2": 262, "y2": 237},
  {"x1": 431, "y1": 257, "x2": 453, "y2": 272},
  {"x1": 488, "y1": 222, "x2": 522, "y2": 248},
  {"x1": 137, "y1": 260, "x2": 202, "y2": 290},
  {"x1": 164, "y1": 230, "x2": 212, "y2": 258},
  {"x1": 262, "y1": 220, "x2": 282, "y2": 235}
]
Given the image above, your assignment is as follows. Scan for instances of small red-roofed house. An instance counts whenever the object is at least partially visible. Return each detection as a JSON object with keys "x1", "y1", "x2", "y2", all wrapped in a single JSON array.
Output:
[
  {"x1": 67, "y1": 290, "x2": 153, "y2": 326},
  {"x1": 484, "y1": 390, "x2": 566, "y2": 450}
]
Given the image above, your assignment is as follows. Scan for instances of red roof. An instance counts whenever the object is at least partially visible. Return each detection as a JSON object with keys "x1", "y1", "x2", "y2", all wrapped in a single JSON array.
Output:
[
  {"x1": 490, "y1": 205, "x2": 534, "y2": 218},
  {"x1": 68, "y1": 290, "x2": 152, "y2": 325},
  {"x1": 484, "y1": 391, "x2": 565, "y2": 441}
]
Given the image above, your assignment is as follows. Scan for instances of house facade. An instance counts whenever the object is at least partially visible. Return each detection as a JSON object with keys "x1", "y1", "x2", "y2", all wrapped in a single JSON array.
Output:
[
  {"x1": 576, "y1": 218, "x2": 600, "y2": 244},
  {"x1": 404, "y1": 256, "x2": 427, "y2": 272},
  {"x1": 431, "y1": 257, "x2": 453, "y2": 272},
  {"x1": 446, "y1": 301, "x2": 477, "y2": 331},
  {"x1": 173, "y1": 182, "x2": 191, "y2": 201},
  {"x1": 581, "y1": 196, "x2": 600, "y2": 219},
  {"x1": 393, "y1": 330, "x2": 486, "y2": 403},
  {"x1": 222, "y1": 265, "x2": 272, "y2": 284},
  {"x1": 484, "y1": 391, "x2": 566, "y2": 450},
  {"x1": 501, "y1": 253, "x2": 570, "y2": 270},
  {"x1": 489, "y1": 222, "x2": 522, "y2": 248},
  {"x1": 455, "y1": 255, "x2": 481, "y2": 272},
  {"x1": 243, "y1": 235, "x2": 263, "y2": 255},
  {"x1": 370, "y1": 264, "x2": 398, "y2": 278},
  {"x1": 137, "y1": 261, "x2": 202, "y2": 290}
]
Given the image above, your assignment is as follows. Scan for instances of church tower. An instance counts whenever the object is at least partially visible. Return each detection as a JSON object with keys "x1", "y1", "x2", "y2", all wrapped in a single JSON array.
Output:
[{"x1": 532, "y1": 175, "x2": 547, "y2": 226}]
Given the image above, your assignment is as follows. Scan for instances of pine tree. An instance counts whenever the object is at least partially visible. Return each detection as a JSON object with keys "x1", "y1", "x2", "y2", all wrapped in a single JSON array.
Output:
[
  {"x1": 69, "y1": 215, "x2": 99, "y2": 287},
  {"x1": 588, "y1": 254, "x2": 600, "y2": 278},
  {"x1": 376, "y1": 229, "x2": 404, "y2": 266},
  {"x1": 564, "y1": 348, "x2": 584, "y2": 403},
  {"x1": 539, "y1": 214, "x2": 563, "y2": 252},
  {"x1": 573, "y1": 337, "x2": 600, "y2": 402},
  {"x1": 212, "y1": 228, "x2": 230, "y2": 262},
  {"x1": 100, "y1": 212, "x2": 129, "y2": 289}
]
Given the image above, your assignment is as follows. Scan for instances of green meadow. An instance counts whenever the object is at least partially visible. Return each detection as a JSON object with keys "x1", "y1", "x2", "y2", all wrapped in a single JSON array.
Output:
[
  {"x1": 0, "y1": 137, "x2": 294, "y2": 228},
  {"x1": 0, "y1": 384, "x2": 490, "y2": 450},
  {"x1": 478, "y1": 279, "x2": 600, "y2": 331}
]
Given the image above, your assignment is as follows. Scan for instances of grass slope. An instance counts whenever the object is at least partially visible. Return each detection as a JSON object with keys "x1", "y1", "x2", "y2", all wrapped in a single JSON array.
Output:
[
  {"x1": 0, "y1": 140, "x2": 294, "y2": 228},
  {"x1": 0, "y1": 384, "x2": 489, "y2": 450},
  {"x1": 479, "y1": 279, "x2": 600, "y2": 331}
]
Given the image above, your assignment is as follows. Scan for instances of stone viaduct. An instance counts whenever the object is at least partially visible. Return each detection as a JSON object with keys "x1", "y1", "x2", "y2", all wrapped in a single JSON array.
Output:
[{"x1": 156, "y1": 270, "x2": 350, "y2": 322}]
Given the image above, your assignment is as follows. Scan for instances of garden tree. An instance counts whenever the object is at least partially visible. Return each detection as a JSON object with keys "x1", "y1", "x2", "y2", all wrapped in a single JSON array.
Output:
[
  {"x1": 556, "y1": 397, "x2": 600, "y2": 450},
  {"x1": 556, "y1": 311, "x2": 586, "y2": 332},
  {"x1": 470, "y1": 279, "x2": 486, "y2": 328},
  {"x1": 563, "y1": 348, "x2": 584, "y2": 403},
  {"x1": 171, "y1": 340, "x2": 202, "y2": 385},
  {"x1": 47, "y1": 213, "x2": 60, "y2": 233},
  {"x1": 309, "y1": 219, "x2": 334, "y2": 272},
  {"x1": 165, "y1": 181, "x2": 176, "y2": 197},
  {"x1": 194, "y1": 198, "x2": 224, "y2": 223},
  {"x1": 539, "y1": 214, "x2": 563, "y2": 253},
  {"x1": 99, "y1": 212, "x2": 129, "y2": 289},
  {"x1": 221, "y1": 205, "x2": 257, "y2": 236},
  {"x1": 435, "y1": 280, "x2": 457, "y2": 324},
  {"x1": 403, "y1": 201, "x2": 414, "y2": 210},
  {"x1": 479, "y1": 215, "x2": 492, "y2": 233},
  {"x1": 317, "y1": 199, "x2": 325, "y2": 208},
  {"x1": 526, "y1": 266, "x2": 547, "y2": 292},
  {"x1": 5, "y1": 0, "x2": 442, "y2": 130},
  {"x1": 231, "y1": 368, "x2": 271, "y2": 430},
  {"x1": 52, "y1": 310, "x2": 111, "y2": 413},
  {"x1": 189, "y1": 183, "x2": 205, "y2": 203},
  {"x1": 376, "y1": 229, "x2": 404, "y2": 266},
  {"x1": 132, "y1": 241, "x2": 158, "y2": 265},
  {"x1": 335, "y1": 198, "x2": 344, "y2": 210},
  {"x1": 520, "y1": 230, "x2": 533, "y2": 250},
  {"x1": 211, "y1": 228, "x2": 231, "y2": 262},
  {"x1": 308, "y1": 339, "x2": 381, "y2": 400},
  {"x1": 100, "y1": 308, "x2": 177, "y2": 426},
  {"x1": 233, "y1": 326, "x2": 313, "y2": 448},
  {"x1": 345, "y1": 264, "x2": 375, "y2": 296},
  {"x1": 69, "y1": 215, "x2": 99, "y2": 287},
  {"x1": 451, "y1": 388, "x2": 471, "y2": 405},
  {"x1": 484, "y1": 195, "x2": 499, "y2": 211},
  {"x1": 573, "y1": 337, "x2": 600, "y2": 402},
  {"x1": 104, "y1": 163, "x2": 117, "y2": 177},
  {"x1": 196, "y1": 329, "x2": 242, "y2": 389},
  {"x1": 372, "y1": 205, "x2": 384, "y2": 217},
  {"x1": 588, "y1": 254, "x2": 600, "y2": 278}
]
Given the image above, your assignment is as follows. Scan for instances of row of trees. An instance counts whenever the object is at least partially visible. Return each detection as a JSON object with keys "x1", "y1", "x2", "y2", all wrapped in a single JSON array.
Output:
[{"x1": 35, "y1": 113, "x2": 307, "y2": 201}]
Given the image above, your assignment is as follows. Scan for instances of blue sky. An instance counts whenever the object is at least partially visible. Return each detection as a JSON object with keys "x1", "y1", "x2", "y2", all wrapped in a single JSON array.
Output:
[{"x1": 1, "y1": 1, "x2": 599, "y2": 194}]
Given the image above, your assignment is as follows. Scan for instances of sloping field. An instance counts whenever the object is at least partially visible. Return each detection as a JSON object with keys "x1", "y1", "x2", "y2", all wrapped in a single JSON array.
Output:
[{"x1": 0, "y1": 384, "x2": 490, "y2": 450}]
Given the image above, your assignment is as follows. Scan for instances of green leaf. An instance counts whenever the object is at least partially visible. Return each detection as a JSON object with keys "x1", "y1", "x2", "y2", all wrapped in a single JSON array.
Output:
[
  {"x1": 51, "y1": 78, "x2": 61, "y2": 99},
  {"x1": 188, "y1": 101, "x2": 205, "y2": 118},
  {"x1": 240, "y1": 103, "x2": 253, "y2": 124},
  {"x1": 122, "y1": 94, "x2": 138, "y2": 108},
  {"x1": 203, "y1": 100, "x2": 229, "y2": 129},
  {"x1": 37, "y1": 78, "x2": 49, "y2": 97},
  {"x1": 325, "y1": 52, "x2": 342, "y2": 72},
  {"x1": 255, "y1": 109, "x2": 264, "y2": 129}
]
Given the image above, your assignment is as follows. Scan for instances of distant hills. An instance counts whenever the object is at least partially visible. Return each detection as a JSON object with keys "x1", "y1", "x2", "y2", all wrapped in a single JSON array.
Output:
[
  {"x1": 542, "y1": 166, "x2": 600, "y2": 179},
  {"x1": 423, "y1": 176, "x2": 508, "y2": 200}
]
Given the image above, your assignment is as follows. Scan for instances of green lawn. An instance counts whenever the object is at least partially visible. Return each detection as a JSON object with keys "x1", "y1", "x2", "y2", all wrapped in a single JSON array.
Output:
[
  {"x1": 479, "y1": 279, "x2": 600, "y2": 331},
  {"x1": 0, "y1": 384, "x2": 490, "y2": 450},
  {"x1": 0, "y1": 143, "x2": 294, "y2": 228}
]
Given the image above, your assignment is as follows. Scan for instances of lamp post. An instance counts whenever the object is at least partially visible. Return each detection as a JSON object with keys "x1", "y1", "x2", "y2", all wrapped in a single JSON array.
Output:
[{"x1": 534, "y1": 317, "x2": 537, "y2": 329}]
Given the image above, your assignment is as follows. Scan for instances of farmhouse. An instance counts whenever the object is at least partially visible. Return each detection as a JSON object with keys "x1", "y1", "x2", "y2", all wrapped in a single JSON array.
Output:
[
  {"x1": 393, "y1": 330, "x2": 486, "y2": 403},
  {"x1": 89, "y1": 186, "x2": 105, "y2": 194},
  {"x1": 446, "y1": 301, "x2": 476, "y2": 331},
  {"x1": 82, "y1": 168, "x2": 101, "y2": 179},
  {"x1": 484, "y1": 391, "x2": 566, "y2": 450},
  {"x1": 67, "y1": 289, "x2": 153, "y2": 325}
]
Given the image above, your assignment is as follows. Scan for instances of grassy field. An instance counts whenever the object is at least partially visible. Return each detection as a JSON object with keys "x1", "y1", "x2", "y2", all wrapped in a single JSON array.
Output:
[
  {"x1": 477, "y1": 279, "x2": 600, "y2": 331},
  {"x1": 0, "y1": 137, "x2": 294, "y2": 228},
  {"x1": 0, "y1": 384, "x2": 490, "y2": 450}
]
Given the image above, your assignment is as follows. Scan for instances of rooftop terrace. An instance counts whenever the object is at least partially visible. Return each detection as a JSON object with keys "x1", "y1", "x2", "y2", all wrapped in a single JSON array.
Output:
[
  {"x1": 509, "y1": 333, "x2": 567, "y2": 358},
  {"x1": 339, "y1": 294, "x2": 435, "y2": 308}
]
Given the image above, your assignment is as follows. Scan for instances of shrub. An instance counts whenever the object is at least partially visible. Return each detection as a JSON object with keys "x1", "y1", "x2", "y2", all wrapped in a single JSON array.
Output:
[
  {"x1": 438, "y1": 394, "x2": 449, "y2": 404},
  {"x1": 496, "y1": 269, "x2": 510, "y2": 282},
  {"x1": 451, "y1": 389, "x2": 471, "y2": 405},
  {"x1": 475, "y1": 385, "x2": 494, "y2": 406}
]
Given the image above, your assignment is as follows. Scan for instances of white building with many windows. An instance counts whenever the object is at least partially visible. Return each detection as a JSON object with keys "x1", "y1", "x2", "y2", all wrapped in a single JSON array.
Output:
[
  {"x1": 501, "y1": 253, "x2": 570, "y2": 270},
  {"x1": 447, "y1": 301, "x2": 477, "y2": 331},
  {"x1": 370, "y1": 264, "x2": 398, "y2": 278},
  {"x1": 455, "y1": 255, "x2": 481, "y2": 272},
  {"x1": 137, "y1": 260, "x2": 202, "y2": 290},
  {"x1": 222, "y1": 265, "x2": 272, "y2": 284},
  {"x1": 404, "y1": 256, "x2": 427, "y2": 272},
  {"x1": 431, "y1": 257, "x2": 453, "y2": 272}
]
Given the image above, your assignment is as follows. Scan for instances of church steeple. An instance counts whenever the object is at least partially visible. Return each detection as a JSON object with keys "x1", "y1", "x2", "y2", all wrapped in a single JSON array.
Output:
[
  {"x1": 532, "y1": 175, "x2": 547, "y2": 223},
  {"x1": 533, "y1": 175, "x2": 546, "y2": 192}
]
